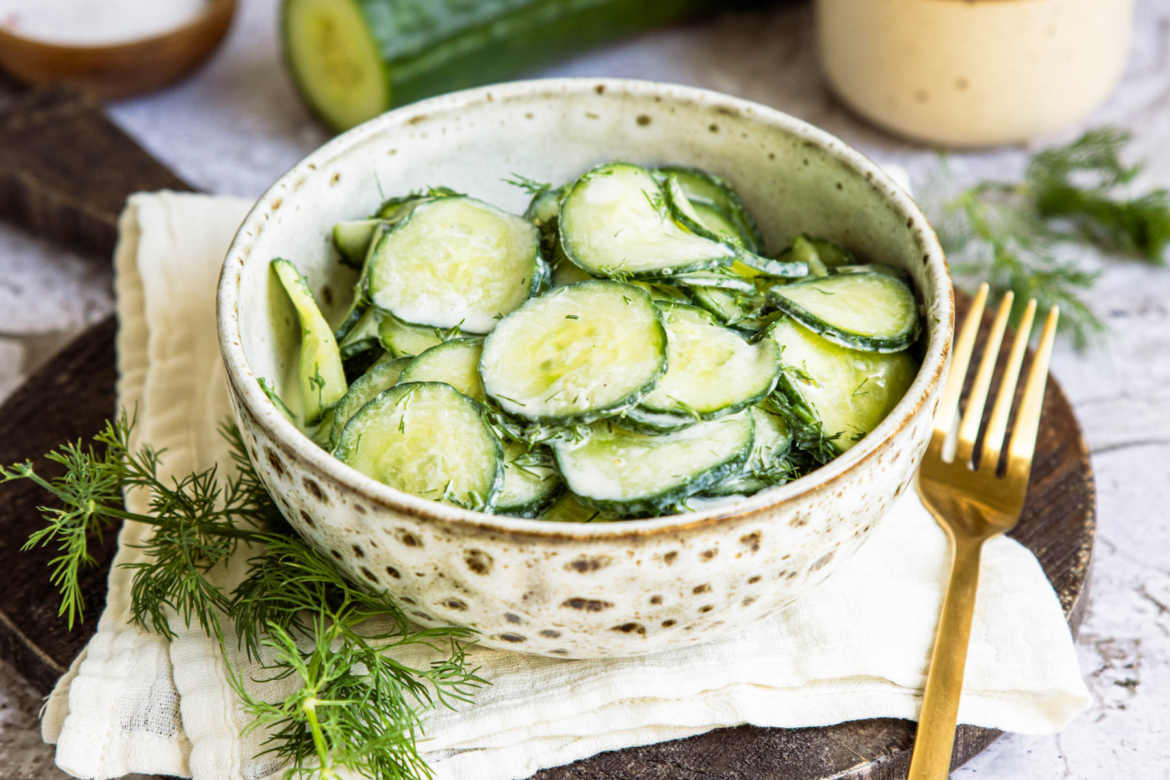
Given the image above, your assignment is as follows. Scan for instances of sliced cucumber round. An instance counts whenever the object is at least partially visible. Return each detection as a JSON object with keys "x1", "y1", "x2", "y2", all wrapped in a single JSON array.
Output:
[
  {"x1": 329, "y1": 356, "x2": 410, "y2": 449},
  {"x1": 687, "y1": 286, "x2": 767, "y2": 328},
  {"x1": 767, "y1": 271, "x2": 920, "y2": 352},
  {"x1": 553, "y1": 412, "x2": 755, "y2": 518},
  {"x1": 661, "y1": 175, "x2": 804, "y2": 279},
  {"x1": 397, "y1": 337, "x2": 485, "y2": 401},
  {"x1": 550, "y1": 253, "x2": 595, "y2": 287},
  {"x1": 377, "y1": 313, "x2": 443, "y2": 357},
  {"x1": 656, "y1": 165, "x2": 765, "y2": 253},
  {"x1": 480, "y1": 280, "x2": 667, "y2": 424},
  {"x1": 659, "y1": 268, "x2": 756, "y2": 293},
  {"x1": 272, "y1": 258, "x2": 347, "y2": 425},
  {"x1": 496, "y1": 441, "x2": 564, "y2": 518},
  {"x1": 763, "y1": 317, "x2": 918, "y2": 453},
  {"x1": 367, "y1": 196, "x2": 542, "y2": 333},
  {"x1": 332, "y1": 220, "x2": 381, "y2": 269},
  {"x1": 559, "y1": 162, "x2": 737, "y2": 279},
  {"x1": 337, "y1": 306, "x2": 381, "y2": 361},
  {"x1": 706, "y1": 402, "x2": 794, "y2": 496},
  {"x1": 779, "y1": 234, "x2": 857, "y2": 278},
  {"x1": 638, "y1": 303, "x2": 782, "y2": 421},
  {"x1": 335, "y1": 382, "x2": 503, "y2": 510},
  {"x1": 538, "y1": 492, "x2": 613, "y2": 523}
]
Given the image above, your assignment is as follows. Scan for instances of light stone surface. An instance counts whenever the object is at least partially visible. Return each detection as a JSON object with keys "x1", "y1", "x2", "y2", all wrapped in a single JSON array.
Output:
[{"x1": 0, "y1": 0, "x2": 1167, "y2": 777}]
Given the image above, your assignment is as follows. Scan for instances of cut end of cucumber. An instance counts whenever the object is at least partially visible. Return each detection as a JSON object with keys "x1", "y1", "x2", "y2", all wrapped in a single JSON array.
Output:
[{"x1": 283, "y1": 0, "x2": 390, "y2": 132}]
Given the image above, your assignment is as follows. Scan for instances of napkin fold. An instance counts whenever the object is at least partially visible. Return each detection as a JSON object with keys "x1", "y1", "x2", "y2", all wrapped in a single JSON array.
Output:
[{"x1": 40, "y1": 191, "x2": 1090, "y2": 780}]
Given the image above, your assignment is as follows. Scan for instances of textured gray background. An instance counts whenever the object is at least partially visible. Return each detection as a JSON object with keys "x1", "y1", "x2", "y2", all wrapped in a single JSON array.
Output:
[{"x1": 1, "y1": 0, "x2": 1168, "y2": 777}]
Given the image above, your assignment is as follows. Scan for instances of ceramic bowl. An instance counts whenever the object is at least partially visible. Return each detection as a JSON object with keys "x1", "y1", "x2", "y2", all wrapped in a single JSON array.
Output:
[{"x1": 217, "y1": 78, "x2": 953, "y2": 659}]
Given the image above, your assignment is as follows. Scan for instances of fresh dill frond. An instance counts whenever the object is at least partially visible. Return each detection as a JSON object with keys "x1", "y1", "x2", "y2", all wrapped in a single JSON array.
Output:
[
  {"x1": 502, "y1": 173, "x2": 552, "y2": 197},
  {"x1": 933, "y1": 127, "x2": 1170, "y2": 347},
  {"x1": 5, "y1": 413, "x2": 486, "y2": 780}
]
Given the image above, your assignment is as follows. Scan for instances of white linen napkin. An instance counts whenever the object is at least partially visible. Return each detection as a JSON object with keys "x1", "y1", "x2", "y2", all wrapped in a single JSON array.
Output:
[{"x1": 40, "y1": 191, "x2": 1090, "y2": 780}]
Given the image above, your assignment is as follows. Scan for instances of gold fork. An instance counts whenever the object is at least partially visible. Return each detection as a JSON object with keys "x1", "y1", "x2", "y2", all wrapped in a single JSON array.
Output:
[{"x1": 907, "y1": 283, "x2": 1060, "y2": 780}]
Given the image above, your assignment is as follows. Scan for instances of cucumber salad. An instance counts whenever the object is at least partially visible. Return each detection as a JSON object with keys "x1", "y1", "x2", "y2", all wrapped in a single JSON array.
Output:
[{"x1": 267, "y1": 162, "x2": 921, "y2": 521}]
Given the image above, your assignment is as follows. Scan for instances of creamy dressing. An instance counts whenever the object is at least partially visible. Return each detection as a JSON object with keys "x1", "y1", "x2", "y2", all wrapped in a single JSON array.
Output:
[{"x1": 0, "y1": 0, "x2": 208, "y2": 45}]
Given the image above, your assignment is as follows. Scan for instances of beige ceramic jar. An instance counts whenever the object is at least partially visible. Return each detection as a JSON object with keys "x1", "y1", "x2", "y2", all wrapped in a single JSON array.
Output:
[{"x1": 816, "y1": 0, "x2": 1135, "y2": 147}]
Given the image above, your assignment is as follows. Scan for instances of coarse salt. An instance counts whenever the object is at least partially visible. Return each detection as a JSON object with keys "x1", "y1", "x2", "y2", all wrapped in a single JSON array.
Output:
[{"x1": 0, "y1": 0, "x2": 209, "y2": 46}]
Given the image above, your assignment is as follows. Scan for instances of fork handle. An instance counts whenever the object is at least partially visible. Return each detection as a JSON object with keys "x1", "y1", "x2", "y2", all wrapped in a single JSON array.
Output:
[{"x1": 907, "y1": 537, "x2": 984, "y2": 780}]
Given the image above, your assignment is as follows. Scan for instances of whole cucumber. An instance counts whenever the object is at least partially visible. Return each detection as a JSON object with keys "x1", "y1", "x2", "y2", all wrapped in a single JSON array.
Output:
[{"x1": 282, "y1": 0, "x2": 776, "y2": 132}]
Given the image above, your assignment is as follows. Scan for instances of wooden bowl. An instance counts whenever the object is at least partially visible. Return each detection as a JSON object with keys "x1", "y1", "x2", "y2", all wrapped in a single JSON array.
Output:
[{"x1": 0, "y1": 0, "x2": 236, "y2": 100}]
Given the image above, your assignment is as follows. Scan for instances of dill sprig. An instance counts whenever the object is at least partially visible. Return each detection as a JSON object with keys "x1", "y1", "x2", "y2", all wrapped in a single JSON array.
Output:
[
  {"x1": 2, "y1": 412, "x2": 485, "y2": 780},
  {"x1": 502, "y1": 173, "x2": 552, "y2": 197},
  {"x1": 935, "y1": 127, "x2": 1170, "y2": 347}
]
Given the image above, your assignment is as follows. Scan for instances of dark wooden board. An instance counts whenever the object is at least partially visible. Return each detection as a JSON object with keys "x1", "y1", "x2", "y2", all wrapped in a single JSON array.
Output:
[{"x1": 0, "y1": 85, "x2": 1094, "y2": 780}]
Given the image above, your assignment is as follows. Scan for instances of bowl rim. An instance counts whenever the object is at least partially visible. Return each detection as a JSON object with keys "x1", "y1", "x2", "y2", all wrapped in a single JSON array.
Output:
[{"x1": 216, "y1": 77, "x2": 953, "y2": 541}]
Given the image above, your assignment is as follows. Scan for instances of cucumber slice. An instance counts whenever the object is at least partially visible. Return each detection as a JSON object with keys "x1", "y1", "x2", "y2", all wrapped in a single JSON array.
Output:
[
  {"x1": 637, "y1": 302, "x2": 781, "y2": 421},
  {"x1": 496, "y1": 441, "x2": 564, "y2": 518},
  {"x1": 480, "y1": 280, "x2": 667, "y2": 424},
  {"x1": 661, "y1": 269, "x2": 756, "y2": 293},
  {"x1": 377, "y1": 313, "x2": 443, "y2": 357},
  {"x1": 337, "y1": 306, "x2": 381, "y2": 360},
  {"x1": 662, "y1": 175, "x2": 805, "y2": 279},
  {"x1": 538, "y1": 493, "x2": 613, "y2": 523},
  {"x1": 328, "y1": 356, "x2": 410, "y2": 449},
  {"x1": 272, "y1": 258, "x2": 347, "y2": 425},
  {"x1": 335, "y1": 382, "x2": 503, "y2": 510},
  {"x1": 705, "y1": 402, "x2": 794, "y2": 496},
  {"x1": 656, "y1": 165, "x2": 765, "y2": 253},
  {"x1": 832, "y1": 262, "x2": 911, "y2": 283},
  {"x1": 367, "y1": 196, "x2": 543, "y2": 333},
  {"x1": 332, "y1": 220, "x2": 380, "y2": 269},
  {"x1": 767, "y1": 272, "x2": 920, "y2": 352},
  {"x1": 559, "y1": 162, "x2": 737, "y2": 279},
  {"x1": 551, "y1": 253, "x2": 595, "y2": 287},
  {"x1": 763, "y1": 317, "x2": 918, "y2": 453},
  {"x1": 397, "y1": 338, "x2": 485, "y2": 402},
  {"x1": 552, "y1": 412, "x2": 755, "y2": 518},
  {"x1": 523, "y1": 184, "x2": 564, "y2": 260},
  {"x1": 779, "y1": 234, "x2": 857, "y2": 278},
  {"x1": 687, "y1": 286, "x2": 767, "y2": 328},
  {"x1": 374, "y1": 189, "x2": 458, "y2": 221}
]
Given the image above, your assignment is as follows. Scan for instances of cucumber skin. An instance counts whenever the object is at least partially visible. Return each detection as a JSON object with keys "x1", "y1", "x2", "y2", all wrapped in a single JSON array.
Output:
[
  {"x1": 284, "y1": 0, "x2": 749, "y2": 131},
  {"x1": 766, "y1": 273, "x2": 921, "y2": 353},
  {"x1": 553, "y1": 416, "x2": 755, "y2": 519}
]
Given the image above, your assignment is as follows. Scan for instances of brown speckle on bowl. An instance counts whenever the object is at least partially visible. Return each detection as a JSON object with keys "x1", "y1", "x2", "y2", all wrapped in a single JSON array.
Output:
[
  {"x1": 498, "y1": 633, "x2": 527, "y2": 643},
  {"x1": 540, "y1": 629, "x2": 561, "y2": 638},
  {"x1": 562, "y1": 598, "x2": 613, "y2": 612},
  {"x1": 303, "y1": 478, "x2": 326, "y2": 503},
  {"x1": 385, "y1": 566, "x2": 401, "y2": 579},
  {"x1": 611, "y1": 623, "x2": 645, "y2": 635},
  {"x1": 464, "y1": 549, "x2": 493, "y2": 575},
  {"x1": 693, "y1": 583, "x2": 711, "y2": 595},
  {"x1": 566, "y1": 555, "x2": 610, "y2": 573},
  {"x1": 505, "y1": 612, "x2": 522, "y2": 624}
]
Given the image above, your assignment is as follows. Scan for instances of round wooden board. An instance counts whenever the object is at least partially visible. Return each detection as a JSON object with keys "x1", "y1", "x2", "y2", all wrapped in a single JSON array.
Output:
[{"x1": 0, "y1": 291, "x2": 1096, "y2": 779}]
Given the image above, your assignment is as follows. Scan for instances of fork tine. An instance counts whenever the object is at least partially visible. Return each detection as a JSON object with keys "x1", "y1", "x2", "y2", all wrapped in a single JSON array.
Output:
[
  {"x1": 1007, "y1": 306, "x2": 1060, "y2": 471},
  {"x1": 955, "y1": 292, "x2": 1013, "y2": 465},
  {"x1": 982, "y1": 299, "x2": 1037, "y2": 468},
  {"x1": 934, "y1": 283, "x2": 989, "y2": 438}
]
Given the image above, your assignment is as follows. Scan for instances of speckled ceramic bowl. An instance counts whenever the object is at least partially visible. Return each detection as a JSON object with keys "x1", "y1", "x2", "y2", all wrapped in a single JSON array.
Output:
[{"x1": 217, "y1": 78, "x2": 953, "y2": 659}]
